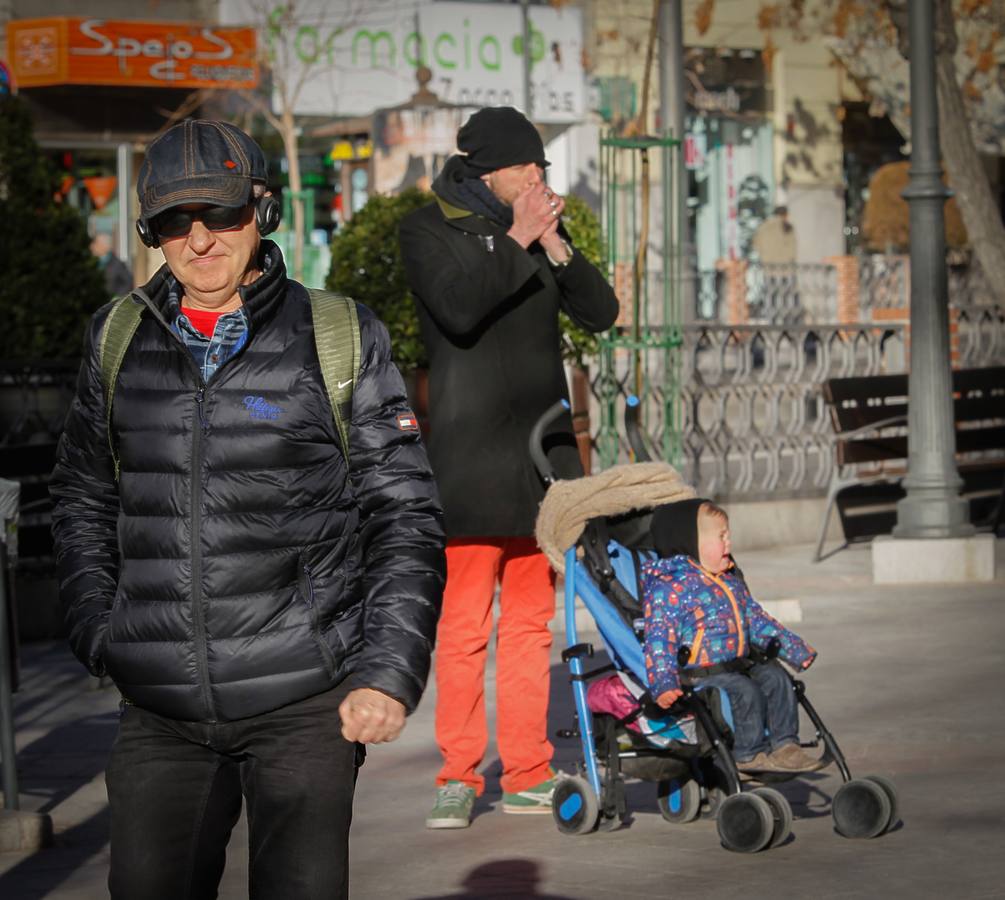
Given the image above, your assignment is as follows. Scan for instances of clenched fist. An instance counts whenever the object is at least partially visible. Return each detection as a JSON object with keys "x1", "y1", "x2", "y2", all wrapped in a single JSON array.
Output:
[{"x1": 339, "y1": 687, "x2": 407, "y2": 743}]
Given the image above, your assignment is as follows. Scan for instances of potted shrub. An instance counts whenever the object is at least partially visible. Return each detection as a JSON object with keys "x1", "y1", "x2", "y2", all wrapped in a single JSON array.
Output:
[
  {"x1": 0, "y1": 94, "x2": 107, "y2": 445},
  {"x1": 326, "y1": 187, "x2": 431, "y2": 373},
  {"x1": 0, "y1": 94, "x2": 106, "y2": 366}
]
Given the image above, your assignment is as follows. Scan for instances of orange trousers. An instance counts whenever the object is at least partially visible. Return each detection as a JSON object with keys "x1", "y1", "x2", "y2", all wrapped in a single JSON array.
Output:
[{"x1": 434, "y1": 537, "x2": 556, "y2": 796}]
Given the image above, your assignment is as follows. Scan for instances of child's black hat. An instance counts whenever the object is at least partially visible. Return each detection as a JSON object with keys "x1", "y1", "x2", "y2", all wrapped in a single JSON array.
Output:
[{"x1": 650, "y1": 497, "x2": 710, "y2": 560}]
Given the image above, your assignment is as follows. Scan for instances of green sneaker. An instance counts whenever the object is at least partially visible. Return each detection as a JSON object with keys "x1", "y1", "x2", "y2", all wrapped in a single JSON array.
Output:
[
  {"x1": 501, "y1": 771, "x2": 564, "y2": 814},
  {"x1": 425, "y1": 780, "x2": 476, "y2": 829}
]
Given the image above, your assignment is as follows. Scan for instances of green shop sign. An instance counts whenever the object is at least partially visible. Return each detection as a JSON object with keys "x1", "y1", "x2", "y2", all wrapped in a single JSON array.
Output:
[
  {"x1": 269, "y1": 10, "x2": 544, "y2": 72},
  {"x1": 234, "y1": 0, "x2": 584, "y2": 122}
]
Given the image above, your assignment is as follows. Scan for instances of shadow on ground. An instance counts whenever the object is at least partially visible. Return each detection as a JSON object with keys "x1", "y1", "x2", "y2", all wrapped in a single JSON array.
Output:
[
  {"x1": 0, "y1": 643, "x2": 119, "y2": 898},
  {"x1": 409, "y1": 858, "x2": 578, "y2": 899}
]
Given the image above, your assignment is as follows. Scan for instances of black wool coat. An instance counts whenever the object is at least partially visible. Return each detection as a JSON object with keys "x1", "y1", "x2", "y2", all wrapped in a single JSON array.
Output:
[
  {"x1": 399, "y1": 192, "x2": 619, "y2": 538},
  {"x1": 50, "y1": 242, "x2": 446, "y2": 723}
]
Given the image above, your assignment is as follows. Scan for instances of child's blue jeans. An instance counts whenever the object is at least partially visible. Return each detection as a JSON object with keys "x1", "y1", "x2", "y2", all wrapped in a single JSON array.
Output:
[{"x1": 701, "y1": 662, "x2": 799, "y2": 762}]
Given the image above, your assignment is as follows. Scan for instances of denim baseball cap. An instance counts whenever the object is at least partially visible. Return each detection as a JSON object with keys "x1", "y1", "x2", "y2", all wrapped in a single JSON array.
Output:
[{"x1": 137, "y1": 119, "x2": 267, "y2": 221}]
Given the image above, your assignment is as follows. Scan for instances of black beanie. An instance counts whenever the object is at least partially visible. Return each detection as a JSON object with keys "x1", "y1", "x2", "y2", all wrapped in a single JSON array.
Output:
[
  {"x1": 456, "y1": 107, "x2": 549, "y2": 174},
  {"x1": 650, "y1": 498, "x2": 711, "y2": 560}
]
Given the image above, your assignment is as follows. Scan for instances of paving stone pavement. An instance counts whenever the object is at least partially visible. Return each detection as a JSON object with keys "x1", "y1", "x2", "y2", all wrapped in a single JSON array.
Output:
[{"x1": 1, "y1": 540, "x2": 1003, "y2": 899}]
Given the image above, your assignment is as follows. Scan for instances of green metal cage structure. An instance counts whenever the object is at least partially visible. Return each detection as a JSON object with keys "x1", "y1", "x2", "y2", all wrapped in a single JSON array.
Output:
[
  {"x1": 595, "y1": 132, "x2": 685, "y2": 469},
  {"x1": 270, "y1": 189, "x2": 331, "y2": 289}
]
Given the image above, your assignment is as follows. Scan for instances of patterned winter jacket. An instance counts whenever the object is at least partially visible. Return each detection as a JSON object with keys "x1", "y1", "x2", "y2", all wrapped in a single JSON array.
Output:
[{"x1": 641, "y1": 554, "x2": 816, "y2": 698}]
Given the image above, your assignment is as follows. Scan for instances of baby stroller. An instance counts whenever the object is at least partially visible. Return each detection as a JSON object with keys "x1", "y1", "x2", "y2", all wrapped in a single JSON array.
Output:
[{"x1": 531, "y1": 398, "x2": 898, "y2": 852}]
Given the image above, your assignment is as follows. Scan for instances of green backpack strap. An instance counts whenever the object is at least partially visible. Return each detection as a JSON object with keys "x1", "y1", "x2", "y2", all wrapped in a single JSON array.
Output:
[
  {"x1": 98, "y1": 294, "x2": 145, "y2": 480},
  {"x1": 307, "y1": 289, "x2": 361, "y2": 464}
]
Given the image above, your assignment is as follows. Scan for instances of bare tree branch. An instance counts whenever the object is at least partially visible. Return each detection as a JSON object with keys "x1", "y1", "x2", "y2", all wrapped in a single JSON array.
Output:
[
  {"x1": 153, "y1": 89, "x2": 215, "y2": 134},
  {"x1": 931, "y1": 2, "x2": 1005, "y2": 302},
  {"x1": 226, "y1": 0, "x2": 367, "y2": 281},
  {"x1": 234, "y1": 86, "x2": 283, "y2": 135}
]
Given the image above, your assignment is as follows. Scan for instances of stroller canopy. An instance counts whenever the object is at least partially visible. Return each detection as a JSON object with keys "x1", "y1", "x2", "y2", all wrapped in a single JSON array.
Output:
[{"x1": 536, "y1": 461, "x2": 695, "y2": 574}]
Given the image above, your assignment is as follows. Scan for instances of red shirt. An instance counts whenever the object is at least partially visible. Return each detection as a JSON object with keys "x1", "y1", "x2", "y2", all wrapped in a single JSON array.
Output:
[{"x1": 181, "y1": 306, "x2": 225, "y2": 339}]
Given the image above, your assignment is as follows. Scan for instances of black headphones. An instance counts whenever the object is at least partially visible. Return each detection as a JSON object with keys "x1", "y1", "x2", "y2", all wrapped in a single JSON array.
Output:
[
  {"x1": 135, "y1": 215, "x2": 160, "y2": 249},
  {"x1": 254, "y1": 193, "x2": 282, "y2": 238},
  {"x1": 136, "y1": 191, "x2": 282, "y2": 249}
]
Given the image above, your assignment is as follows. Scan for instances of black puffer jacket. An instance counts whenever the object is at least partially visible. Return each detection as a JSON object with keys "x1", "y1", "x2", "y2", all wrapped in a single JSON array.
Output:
[
  {"x1": 399, "y1": 162, "x2": 619, "y2": 537},
  {"x1": 51, "y1": 242, "x2": 445, "y2": 723}
]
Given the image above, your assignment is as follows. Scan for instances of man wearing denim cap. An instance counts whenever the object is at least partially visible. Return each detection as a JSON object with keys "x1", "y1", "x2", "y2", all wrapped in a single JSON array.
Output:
[
  {"x1": 400, "y1": 107, "x2": 618, "y2": 828},
  {"x1": 51, "y1": 119, "x2": 445, "y2": 898}
]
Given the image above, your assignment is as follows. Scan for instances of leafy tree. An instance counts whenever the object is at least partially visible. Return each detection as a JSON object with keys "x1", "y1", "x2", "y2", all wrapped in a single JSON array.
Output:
[
  {"x1": 559, "y1": 193, "x2": 607, "y2": 368},
  {"x1": 0, "y1": 95, "x2": 106, "y2": 361},
  {"x1": 326, "y1": 188, "x2": 609, "y2": 372},
  {"x1": 326, "y1": 188, "x2": 432, "y2": 372}
]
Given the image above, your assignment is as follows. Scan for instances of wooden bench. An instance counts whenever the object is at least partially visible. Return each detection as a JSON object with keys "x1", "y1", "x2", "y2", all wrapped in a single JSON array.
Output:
[{"x1": 814, "y1": 366, "x2": 1005, "y2": 561}]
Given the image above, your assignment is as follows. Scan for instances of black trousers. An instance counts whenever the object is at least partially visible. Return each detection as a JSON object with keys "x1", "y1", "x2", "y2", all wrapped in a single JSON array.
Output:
[{"x1": 106, "y1": 683, "x2": 361, "y2": 900}]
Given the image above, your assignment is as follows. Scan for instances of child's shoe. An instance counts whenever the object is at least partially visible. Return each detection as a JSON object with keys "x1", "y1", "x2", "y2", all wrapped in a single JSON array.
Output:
[
  {"x1": 767, "y1": 743, "x2": 825, "y2": 772},
  {"x1": 501, "y1": 771, "x2": 564, "y2": 814},
  {"x1": 735, "y1": 751, "x2": 771, "y2": 774},
  {"x1": 426, "y1": 780, "x2": 476, "y2": 829}
]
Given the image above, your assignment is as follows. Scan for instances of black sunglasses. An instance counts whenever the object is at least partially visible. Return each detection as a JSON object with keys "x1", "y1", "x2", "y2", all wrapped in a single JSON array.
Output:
[{"x1": 153, "y1": 203, "x2": 252, "y2": 239}]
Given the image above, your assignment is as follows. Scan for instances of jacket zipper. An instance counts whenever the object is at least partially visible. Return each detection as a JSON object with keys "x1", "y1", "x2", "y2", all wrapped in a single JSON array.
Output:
[
  {"x1": 688, "y1": 625, "x2": 706, "y2": 664},
  {"x1": 136, "y1": 291, "x2": 245, "y2": 722},
  {"x1": 191, "y1": 387, "x2": 214, "y2": 718},
  {"x1": 690, "y1": 562, "x2": 746, "y2": 659},
  {"x1": 184, "y1": 332, "x2": 249, "y2": 720},
  {"x1": 302, "y1": 563, "x2": 337, "y2": 674},
  {"x1": 148, "y1": 304, "x2": 216, "y2": 720},
  {"x1": 303, "y1": 562, "x2": 316, "y2": 608}
]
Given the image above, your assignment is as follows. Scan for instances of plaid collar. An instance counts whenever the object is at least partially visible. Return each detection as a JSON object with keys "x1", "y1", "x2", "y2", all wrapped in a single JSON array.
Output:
[{"x1": 167, "y1": 277, "x2": 249, "y2": 382}]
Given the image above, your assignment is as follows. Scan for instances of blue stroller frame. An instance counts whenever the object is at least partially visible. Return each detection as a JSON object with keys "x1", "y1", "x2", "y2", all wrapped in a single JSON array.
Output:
[{"x1": 532, "y1": 399, "x2": 900, "y2": 851}]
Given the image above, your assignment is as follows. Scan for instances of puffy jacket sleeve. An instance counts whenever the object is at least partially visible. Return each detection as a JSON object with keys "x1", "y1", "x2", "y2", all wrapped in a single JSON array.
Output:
[
  {"x1": 346, "y1": 306, "x2": 446, "y2": 712},
  {"x1": 743, "y1": 582, "x2": 817, "y2": 670},
  {"x1": 49, "y1": 307, "x2": 120, "y2": 677},
  {"x1": 641, "y1": 561, "x2": 683, "y2": 696}
]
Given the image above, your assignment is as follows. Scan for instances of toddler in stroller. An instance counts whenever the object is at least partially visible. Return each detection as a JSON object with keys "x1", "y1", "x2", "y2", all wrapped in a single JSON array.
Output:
[
  {"x1": 532, "y1": 400, "x2": 899, "y2": 851},
  {"x1": 643, "y1": 497, "x2": 824, "y2": 776}
]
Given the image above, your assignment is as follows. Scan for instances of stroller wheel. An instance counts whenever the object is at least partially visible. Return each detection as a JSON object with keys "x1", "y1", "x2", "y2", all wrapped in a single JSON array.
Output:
[
  {"x1": 863, "y1": 774, "x2": 899, "y2": 834},
  {"x1": 751, "y1": 787, "x2": 793, "y2": 848},
  {"x1": 832, "y1": 778, "x2": 892, "y2": 839},
  {"x1": 552, "y1": 776, "x2": 599, "y2": 836},
  {"x1": 657, "y1": 778, "x2": 701, "y2": 824},
  {"x1": 717, "y1": 792, "x2": 775, "y2": 853}
]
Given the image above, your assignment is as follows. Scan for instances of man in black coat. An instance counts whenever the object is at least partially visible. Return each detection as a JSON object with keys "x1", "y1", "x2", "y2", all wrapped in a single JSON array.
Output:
[
  {"x1": 400, "y1": 107, "x2": 618, "y2": 828},
  {"x1": 51, "y1": 120, "x2": 445, "y2": 899}
]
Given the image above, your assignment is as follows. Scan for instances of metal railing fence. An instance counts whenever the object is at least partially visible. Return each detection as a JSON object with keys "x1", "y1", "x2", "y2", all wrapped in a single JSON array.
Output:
[
  {"x1": 590, "y1": 322, "x2": 908, "y2": 500},
  {"x1": 694, "y1": 255, "x2": 1000, "y2": 323}
]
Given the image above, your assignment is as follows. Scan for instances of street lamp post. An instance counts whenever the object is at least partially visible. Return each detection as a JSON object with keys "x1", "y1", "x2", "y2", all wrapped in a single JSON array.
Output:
[
  {"x1": 659, "y1": 0, "x2": 694, "y2": 324},
  {"x1": 893, "y1": 0, "x2": 973, "y2": 539}
]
